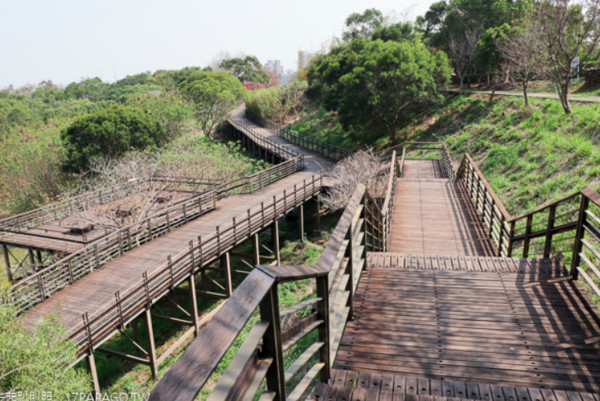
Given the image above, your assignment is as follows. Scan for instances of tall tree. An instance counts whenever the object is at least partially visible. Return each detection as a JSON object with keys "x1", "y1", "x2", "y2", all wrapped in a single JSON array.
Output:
[
  {"x1": 537, "y1": 0, "x2": 600, "y2": 113},
  {"x1": 449, "y1": 26, "x2": 482, "y2": 91},
  {"x1": 180, "y1": 71, "x2": 245, "y2": 140},
  {"x1": 343, "y1": 8, "x2": 384, "y2": 41},
  {"x1": 500, "y1": 19, "x2": 547, "y2": 105},
  {"x1": 309, "y1": 39, "x2": 451, "y2": 144},
  {"x1": 219, "y1": 56, "x2": 270, "y2": 84}
]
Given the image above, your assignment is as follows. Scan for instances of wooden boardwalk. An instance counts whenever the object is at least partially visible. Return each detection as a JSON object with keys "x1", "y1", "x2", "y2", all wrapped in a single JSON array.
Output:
[
  {"x1": 21, "y1": 109, "x2": 334, "y2": 353},
  {"x1": 388, "y1": 178, "x2": 496, "y2": 256},
  {"x1": 326, "y1": 157, "x2": 600, "y2": 397}
]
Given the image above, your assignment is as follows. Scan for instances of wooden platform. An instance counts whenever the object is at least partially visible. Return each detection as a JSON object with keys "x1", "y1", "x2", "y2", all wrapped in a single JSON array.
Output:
[
  {"x1": 334, "y1": 261, "x2": 600, "y2": 393},
  {"x1": 403, "y1": 159, "x2": 447, "y2": 179},
  {"x1": 388, "y1": 179, "x2": 496, "y2": 256},
  {"x1": 311, "y1": 369, "x2": 600, "y2": 401}
]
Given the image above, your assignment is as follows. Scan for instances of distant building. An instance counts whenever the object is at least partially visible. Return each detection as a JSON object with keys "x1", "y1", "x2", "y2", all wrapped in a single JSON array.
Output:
[
  {"x1": 298, "y1": 51, "x2": 315, "y2": 71},
  {"x1": 264, "y1": 60, "x2": 284, "y2": 77}
]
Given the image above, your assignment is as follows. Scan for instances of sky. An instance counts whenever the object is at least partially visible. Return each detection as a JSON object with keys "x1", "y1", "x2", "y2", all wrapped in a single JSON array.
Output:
[{"x1": 0, "y1": 0, "x2": 438, "y2": 88}]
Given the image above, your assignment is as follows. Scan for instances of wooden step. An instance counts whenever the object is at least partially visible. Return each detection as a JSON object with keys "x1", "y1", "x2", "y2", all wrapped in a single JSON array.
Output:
[
  {"x1": 367, "y1": 252, "x2": 568, "y2": 277},
  {"x1": 308, "y1": 369, "x2": 600, "y2": 401}
]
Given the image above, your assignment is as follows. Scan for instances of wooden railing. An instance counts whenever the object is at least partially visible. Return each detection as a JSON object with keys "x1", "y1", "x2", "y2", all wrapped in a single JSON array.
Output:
[
  {"x1": 0, "y1": 177, "x2": 220, "y2": 247},
  {"x1": 248, "y1": 115, "x2": 352, "y2": 162},
  {"x1": 457, "y1": 154, "x2": 513, "y2": 257},
  {"x1": 377, "y1": 141, "x2": 455, "y2": 179},
  {"x1": 150, "y1": 184, "x2": 380, "y2": 401},
  {"x1": 227, "y1": 118, "x2": 303, "y2": 164},
  {"x1": 68, "y1": 175, "x2": 323, "y2": 354},
  {"x1": 11, "y1": 159, "x2": 306, "y2": 315},
  {"x1": 456, "y1": 154, "x2": 600, "y2": 298}
]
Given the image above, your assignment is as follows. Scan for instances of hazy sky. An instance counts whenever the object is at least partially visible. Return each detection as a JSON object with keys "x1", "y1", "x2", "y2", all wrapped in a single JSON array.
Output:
[{"x1": 1, "y1": 0, "x2": 437, "y2": 88}]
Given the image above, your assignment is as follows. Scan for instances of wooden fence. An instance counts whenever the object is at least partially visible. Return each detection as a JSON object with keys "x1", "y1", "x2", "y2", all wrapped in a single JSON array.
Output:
[
  {"x1": 70, "y1": 174, "x2": 323, "y2": 354},
  {"x1": 149, "y1": 183, "x2": 378, "y2": 401},
  {"x1": 11, "y1": 158, "x2": 306, "y2": 315},
  {"x1": 457, "y1": 154, "x2": 600, "y2": 298},
  {"x1": 249, "y1": 115, "x2": 352, "y2": 162},
  {"x1": 377, "y1": 141, "x2": 455, "y2": 180}
]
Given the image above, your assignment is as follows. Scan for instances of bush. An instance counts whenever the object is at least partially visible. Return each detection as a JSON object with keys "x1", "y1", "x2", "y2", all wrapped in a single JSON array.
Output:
[
  {"x1": 244, "y1": 81, "x2": 307, "y2": 123},
  {"x1": 62, "y1": 105, "x2": 168, "y2": 172}
]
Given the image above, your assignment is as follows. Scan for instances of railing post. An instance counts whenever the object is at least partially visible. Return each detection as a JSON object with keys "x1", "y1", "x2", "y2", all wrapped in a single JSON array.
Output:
[
  {"x1": 497, "y1": 215, "x2": 506, "y2": 257},
  {"x1": 543, "y1": 205, "x2": 557, "y2": 259},
  {"x1": 507, "y1": 220, "x2": 516, "y2": 257},
  {"x1": 259, "y1": 284, "x2": 286, "y2": 401},
  {"x1": 571, "y1": 195, "x2": 589, "y2": 279},
  {"x1": 523, "y1": 215, "x2": 533, "y2": 258}
]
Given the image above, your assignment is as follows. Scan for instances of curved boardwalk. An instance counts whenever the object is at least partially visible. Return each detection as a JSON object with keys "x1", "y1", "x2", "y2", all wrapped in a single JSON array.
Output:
[{"x1": 22, "y1": 108, "x2": 333, "y2": 354}]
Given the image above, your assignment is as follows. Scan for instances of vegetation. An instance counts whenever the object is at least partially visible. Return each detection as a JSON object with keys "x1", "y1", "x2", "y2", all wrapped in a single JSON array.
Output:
[
  {"x1": 244, "y1": 81, "x2": 307, "y2": 124},
  {"x1": 0, "y1": 293, "x2": 91, "y2": 396},
  {"x1": 398, "y1": 95, "x2": 600, "y2": 212},
  {"x1": 219, "y1": 56, "x2": 270, "y2": 84},
  {"x1": 181, "y1": 70, "x2": 245, "y2": 140}
]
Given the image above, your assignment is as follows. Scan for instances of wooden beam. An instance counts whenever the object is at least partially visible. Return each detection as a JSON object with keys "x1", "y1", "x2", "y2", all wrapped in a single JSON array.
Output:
[
  {"x1": 253, "y1": 234, "x2": 260, "y2": 267},
  {"x1": 259, "y1": 286, "x2": 286, "y2": 400},
  {"x1": 300, "y1": 204, "x2": 305, "y2": 243},
  {"x1": 145, "y1": 309, "x2": 159, "y2": 379},
  {"x1": 221, "y1": 252, "x2": 233, "y2": 297},
  {"x1": 86, "y1": 352, "x2": 101, "y2": 396},
  {"x1": 272, "y1": 221, "x2": 280, "y2": 266},
  {"x1": 97, "y1": 347, "x2": 150, "y2": 365},
  {"x1": 189, "y1": 274, "x2": 200, "y2": 336},
  {"x1": 1, "y1": 244, "x2": 13, "y2": 283}
]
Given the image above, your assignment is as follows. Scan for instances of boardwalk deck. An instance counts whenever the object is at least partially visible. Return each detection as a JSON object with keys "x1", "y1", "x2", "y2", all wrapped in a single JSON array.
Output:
[
  {"x1": 329, "y1": 157, "x2": 600, "y2": 397},
  {"x1": 21, "y1": 109, "x2": 334, "y2": 354},
  {"x1": 388, "y1": 178, "x2": 496, "y2": 256}
]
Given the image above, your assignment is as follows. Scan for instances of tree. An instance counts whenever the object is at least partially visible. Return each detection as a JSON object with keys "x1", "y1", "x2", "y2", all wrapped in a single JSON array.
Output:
[
  {"x1": 449, "y1": 26, "x2": 482, "y2": 91},
  {"x1": 309, "y1": 39, "x2": 451, "y2": 144},
  {"x1": 500, "y1": 19, "x2": 547, "y2": 105},
  {"x1": 62, "y1": 105, "x2": 166, "y2": 172},
  {"x1": 0, "y1": 292, "x2": 90, "y2": 395},
  {"x1": 343, "y1": 8, "x2": 384, "y2": 41},
  {"x1": 537, "y1": 0, "x2": 600, "y2": 113},
  {"x1": 219, "y1": 56, "x2": 270, "y2": 84},
  {"x1": 180, "y1": 70, "x2": 245, "y2": 140},
  {"x1": 416, "y1": 1, "x2": 448, "y2": 38}
]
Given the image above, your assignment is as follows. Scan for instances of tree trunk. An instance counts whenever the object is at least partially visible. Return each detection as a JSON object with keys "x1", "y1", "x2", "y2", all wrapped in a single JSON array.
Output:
[
  {"x1": 522, "y1": 81, "x2": 529, "y2": 106},
  {"x1": 459, "y1": 77, "x2": 464, "y2": 93},
  {"x1": 560, "y1": 79, "x2": 572, "y2": 114}
]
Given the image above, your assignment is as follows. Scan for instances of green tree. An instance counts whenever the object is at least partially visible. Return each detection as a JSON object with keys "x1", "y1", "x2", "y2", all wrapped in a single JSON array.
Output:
[
  {"x1": 342, "y1": 8, "x2": 384, "y2": 41},
  {"x1": 219, "y1": 56, "x2": 270, "y2": 84},
  {"x1": 180, "y1": 70, "x2": 245, "y2": 140},
  {"x1": 309, "y1": 39, "x2": 451, "y2": 144},
  {"x1": 0, "y1": 293, "x2": 90, "y2": 396},
  {"x1": 62, "y1": 105, "x2": 166, "y2": 172}
]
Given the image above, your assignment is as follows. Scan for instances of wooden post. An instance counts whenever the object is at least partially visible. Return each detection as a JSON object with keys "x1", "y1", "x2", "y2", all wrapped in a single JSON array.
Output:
[
  {"x1": 316, "y1": 275, "x2": 331, "y2": 380},
  {"x1": 1, "y1": 244, "x2": 13, "y2": 283},
  {"x1": 86, "y1": 352, "x2": 101, "y2": 396},
  {"x1": 523, "y1": 215, "x2": 533, "y2": 258},
  {"x1": 497, "y1": 215, "x2": 506, "y2": 257},
  {"x1": 221, "y1": 252, "x2": 233, "y2": 297},
  {"x1": 28, "y1": 249, "x2": 36, "y2": 270},
  {"x1": 145, "y1": 308, "x2": 159, "y2": 379},
  {"x1": 189, "y1": 274, "x2": 200, "y2": 336},
  {"x1": 259, "y1": 285, "x2": 286, "y2": 400},
  {"x1": 571, "y1": 195, "x2": 589, "y2": 279},
  {"x1": 272, "y1": 220, "x2": 281, "y2": 265},
  {"x1": 299, "y1": 204, "x2": 305, "y2": 244},
  {"x1": 543, "y1": 205, "x2": 557, "y2": 259},
  {"x1": 346, "y1": 224, "x2": 354, "y2": 320},
  {"x1": 253, "y1": 234, "x2": 260, "y2": 266},
  {"x1": 316, "y1": 196, "x2": 321, "y2": 233}
]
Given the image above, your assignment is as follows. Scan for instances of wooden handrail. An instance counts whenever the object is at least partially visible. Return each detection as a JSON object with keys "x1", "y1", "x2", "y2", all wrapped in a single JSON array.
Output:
[{"x1": 150, "y1": 183, "x2": 377, "y2": 401}]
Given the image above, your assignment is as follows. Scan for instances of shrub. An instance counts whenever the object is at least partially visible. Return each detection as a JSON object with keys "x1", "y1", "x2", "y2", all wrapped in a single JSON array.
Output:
[{"x1": 61, "y1": 105, "x2": 167, "y2": 172}]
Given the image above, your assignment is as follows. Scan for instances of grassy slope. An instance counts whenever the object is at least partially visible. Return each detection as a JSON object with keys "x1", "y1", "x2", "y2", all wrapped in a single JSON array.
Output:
[{"x1": 398, "y1": 95, "x2": 600, "y2": 214}]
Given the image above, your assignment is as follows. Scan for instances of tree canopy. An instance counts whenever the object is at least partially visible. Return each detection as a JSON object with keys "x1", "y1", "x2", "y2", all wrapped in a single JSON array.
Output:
[
  {"x1": 180, "y1": 70, "x2": 245, "y2": 140},
  {"x1": 308, "y1": 38, "x2": 451, "y2": 144},
  {"x1": 219, "y1": 56, "x2": 270, "y2": 84}
]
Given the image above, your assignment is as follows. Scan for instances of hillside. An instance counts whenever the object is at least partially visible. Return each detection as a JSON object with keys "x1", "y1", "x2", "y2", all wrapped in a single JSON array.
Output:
[{"x1": 289, "y1": 95, "x2": 600, "y2": 216}]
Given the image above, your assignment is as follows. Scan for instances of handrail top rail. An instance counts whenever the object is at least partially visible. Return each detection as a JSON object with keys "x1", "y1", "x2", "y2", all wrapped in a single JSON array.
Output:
[
  {"x1": 381, "y1": 150, "x2": 397, "y2": 215},
  {"x1": 374, "y1": 141, "x2": 448, "y2": 157}
]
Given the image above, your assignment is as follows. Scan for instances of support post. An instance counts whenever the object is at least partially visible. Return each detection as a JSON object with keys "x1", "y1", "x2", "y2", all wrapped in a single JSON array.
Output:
[
  {"x1": 299, "y1": 204, "x2": 305, "y2": 244},
  {"x1": 144, "y1": 309, "x2": 158, "y2": 379},
  {"x1": 1, "y1": 244, "x2": 13, "y2": 283},
  {"x1": 189, "y1": 274, "x2": 200, "y2": 336},
  {"x1": 316, "y1": 275, "x2": 331, "y2": 381},
  {"x1": 571, "y1": 195, "x2": 589, "y2": 279},
  {"x1": 272, "y1": 221, "x2": 281, "y2": 265},
  {"x1": 259, "y1": 285, "x2": 286, "y2": 401},
  {"x1": 316, "y1": 196, "x2": 321, "y2": 233},
  {"x1": 28, "y1": 249, "x2": 36, "y2": 271},
  {"x1": 253, "y1": 234, "x2": 260, "y2": 267},
  {"x1": 86, "y1": 352, "x2": 101, "y2": 396},
  {"x1": 543, "y1": 205, "x2": 557, "y2": 259},
  {"x1": 221, "y1": 252, "x2": 233, "y2": 297},
  {"x1": 523, "y1": 215, "x2": 533, "y2": 258}
]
